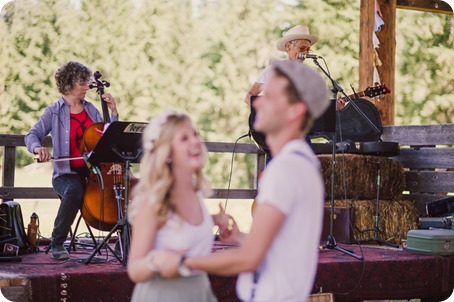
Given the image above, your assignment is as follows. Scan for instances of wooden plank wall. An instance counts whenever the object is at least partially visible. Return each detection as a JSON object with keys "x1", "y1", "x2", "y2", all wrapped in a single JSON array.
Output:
[{"x1": 382, "y1": 124, "x2": 454, "y2": 213}]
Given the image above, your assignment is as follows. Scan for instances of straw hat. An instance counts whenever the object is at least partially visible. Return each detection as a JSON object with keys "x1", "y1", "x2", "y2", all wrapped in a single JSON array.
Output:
[{"x1": 276, "y1": 25, "x2": 318, "y2": 51}]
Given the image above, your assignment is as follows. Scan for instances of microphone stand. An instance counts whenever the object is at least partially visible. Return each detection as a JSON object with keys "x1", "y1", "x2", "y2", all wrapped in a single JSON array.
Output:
[{"x1": 310, "y1": 58, "x2": 364, "y2": 261}]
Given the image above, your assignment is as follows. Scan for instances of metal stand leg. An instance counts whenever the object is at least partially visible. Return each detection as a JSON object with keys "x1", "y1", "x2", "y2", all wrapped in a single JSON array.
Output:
[
  {"x1": 322, "y1": 132, "x2": 364, "y2": 260},
  {"x1": 44, "y1": 213, "x2": 101, "y2": 254},
  {"x1": 358, "y1": 160, "x2": 398, "y2": 248},
  {"x1": 84, "y1": 159, "x2": 132, "y2": 265}
]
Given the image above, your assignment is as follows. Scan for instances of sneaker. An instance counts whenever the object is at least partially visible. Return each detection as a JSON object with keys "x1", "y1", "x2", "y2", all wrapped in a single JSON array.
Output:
[{"x1": 51, "y1": 245, "x2": 69, "y2": 260}]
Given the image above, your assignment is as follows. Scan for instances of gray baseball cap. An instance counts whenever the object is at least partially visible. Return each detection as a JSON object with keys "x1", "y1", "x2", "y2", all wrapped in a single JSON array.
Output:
[{"x1": 273, "y1": 60, "x2": 330, "y2": 119}]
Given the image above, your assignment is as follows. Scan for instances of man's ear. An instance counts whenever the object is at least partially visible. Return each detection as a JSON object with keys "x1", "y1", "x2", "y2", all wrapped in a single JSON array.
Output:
[{"x1": 288, "y1": 101, "x2": 308, "y2": 121}]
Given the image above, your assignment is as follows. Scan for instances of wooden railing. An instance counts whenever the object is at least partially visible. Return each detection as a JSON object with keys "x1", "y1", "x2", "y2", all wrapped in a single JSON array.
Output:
[
  {"x1": 382, "y1": 123, "x2": 454, "y2": 213},
  {"x1": 3, "y1": 123, "x2": 454, "y2": 214},
  {"x1": 0, "y1": 134, "x2": 266, "y2": 201}
]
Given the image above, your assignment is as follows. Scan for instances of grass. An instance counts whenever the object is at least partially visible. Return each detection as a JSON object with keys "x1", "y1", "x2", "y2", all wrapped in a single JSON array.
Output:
[{"x1": 10, "y1": 164, "x2": 254, "y2": 239}]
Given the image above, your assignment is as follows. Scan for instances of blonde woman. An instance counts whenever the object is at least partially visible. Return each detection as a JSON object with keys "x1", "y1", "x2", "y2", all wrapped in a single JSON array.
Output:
[{"x1": 127, "y1": 111, "x2": 225, "y2": 302}]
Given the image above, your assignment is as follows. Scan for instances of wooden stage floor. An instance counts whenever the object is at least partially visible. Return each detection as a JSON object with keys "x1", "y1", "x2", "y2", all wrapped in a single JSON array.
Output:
[{"x1": 0, "y1": 241, "x2": 453, "y2": 302}]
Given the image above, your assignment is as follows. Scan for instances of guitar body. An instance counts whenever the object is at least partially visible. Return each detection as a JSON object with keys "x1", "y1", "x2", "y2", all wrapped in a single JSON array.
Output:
[
  {"x1": 336, "y1": 98, "x2": 383, "y2": 142},
  {"x1": 248, "y1": 84, "x2": 392, "y2": 154},
  {"x1": 248, "y1": 96, "x2": 270, "y2": 153}
]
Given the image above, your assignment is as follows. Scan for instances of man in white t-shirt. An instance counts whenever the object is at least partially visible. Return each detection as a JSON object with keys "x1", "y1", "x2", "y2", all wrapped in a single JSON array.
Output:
[
  {"x1": 154, "y1": 60, "x2": 330, "y2": 302},
  {"x1": 244, "y1": 24, "x2": 318, "y2": 106}
]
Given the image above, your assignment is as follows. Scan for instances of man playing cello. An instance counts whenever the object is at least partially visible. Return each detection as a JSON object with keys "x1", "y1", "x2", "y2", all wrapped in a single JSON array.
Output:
[{"x1": 25, "y1": 61, "x2": 119, "y2": 260}]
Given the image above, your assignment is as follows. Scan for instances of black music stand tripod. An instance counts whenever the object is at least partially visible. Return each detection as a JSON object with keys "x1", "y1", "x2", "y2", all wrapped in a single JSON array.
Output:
[
  {"x1": 83, "y1": 121, "x2": 145, "y2": 265},
  {"x1": 310, "y1": 58, "x2": 364, "y2": 260}
]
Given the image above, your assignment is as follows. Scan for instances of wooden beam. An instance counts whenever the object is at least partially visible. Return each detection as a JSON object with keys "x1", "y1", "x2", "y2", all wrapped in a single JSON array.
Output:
[
  {"x1": 376, "y1": 0, "x2": 397, "y2": 126},
  {"x1": 2, "y1": 146, "x2": 15, "y2": 187},
  {"x1": 0, "y1": 187, "x2": 258, "y2": 200},
  {"x1": 406, "y1": 170, "x2": 454, "y2": 192},
  {"x1": 392, "y1": 148, "x2": 454, "y2": 169},
  {"x1": 382, "y1": 123, "x2": 454, "y2": 145},
  {"x1": 359, "y1": 0, "x2": 376, "y2": 91},
  {"x1": 397, "y1": 0, "x2": 453, "y2": 15}
]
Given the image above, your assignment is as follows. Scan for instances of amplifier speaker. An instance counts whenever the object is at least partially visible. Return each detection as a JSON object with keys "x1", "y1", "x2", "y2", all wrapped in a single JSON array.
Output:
[{"x1": 0, "y1": 200, "x2": 31, "y2": 253}]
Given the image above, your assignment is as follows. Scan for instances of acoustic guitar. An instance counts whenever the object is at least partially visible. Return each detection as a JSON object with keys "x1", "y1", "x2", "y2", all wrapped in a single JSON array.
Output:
[{"x1": 248, "y1": 83, "x2": 391, "y2": 151}]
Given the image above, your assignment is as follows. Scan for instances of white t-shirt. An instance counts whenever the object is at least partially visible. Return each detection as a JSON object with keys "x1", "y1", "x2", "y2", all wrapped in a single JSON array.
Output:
[
  {"x1": 256, "y1": 64, "x2": 274, "y2": 84},
  {"x1": 236, "y1": 139, "x2": 324, "y2": 302}
]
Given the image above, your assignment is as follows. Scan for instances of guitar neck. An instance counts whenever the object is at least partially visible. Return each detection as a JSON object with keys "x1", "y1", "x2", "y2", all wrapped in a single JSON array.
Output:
[
  {"x1": 341, "y1": 91, "x2": 366, "y2": 101},
  {"x1": 101, "y1": 99, "x2": 111, "y2": 123}
]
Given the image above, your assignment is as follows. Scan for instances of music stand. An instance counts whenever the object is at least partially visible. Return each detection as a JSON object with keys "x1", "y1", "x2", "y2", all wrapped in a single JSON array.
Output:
[{"x1": 84, "y1": 121, "x2": 146, "y2": 265}]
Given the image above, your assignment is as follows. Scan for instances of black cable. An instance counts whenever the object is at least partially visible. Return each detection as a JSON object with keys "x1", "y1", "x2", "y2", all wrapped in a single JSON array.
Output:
[
  {"x1": 222, "y1": 133, "x2": 249, "y2": 211},
  {"x1": 214, "y1": 133, "x2": 249, "y2": 239}
]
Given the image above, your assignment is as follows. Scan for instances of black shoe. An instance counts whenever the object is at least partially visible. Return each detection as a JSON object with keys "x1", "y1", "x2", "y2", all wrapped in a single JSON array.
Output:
[{"x1": 51, "y1": 245, "x2": 69, "y2": 260}]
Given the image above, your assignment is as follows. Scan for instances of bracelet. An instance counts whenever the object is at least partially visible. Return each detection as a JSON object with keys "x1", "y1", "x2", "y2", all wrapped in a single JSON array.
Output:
[{"x1": 146, "y1": 251, "x2": 158, "y2": 272}]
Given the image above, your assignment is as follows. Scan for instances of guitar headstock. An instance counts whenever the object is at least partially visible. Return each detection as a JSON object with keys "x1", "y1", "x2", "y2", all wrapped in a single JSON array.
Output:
[{"x1": 364, "y1": 83, "x2": 391, "y2": 99}]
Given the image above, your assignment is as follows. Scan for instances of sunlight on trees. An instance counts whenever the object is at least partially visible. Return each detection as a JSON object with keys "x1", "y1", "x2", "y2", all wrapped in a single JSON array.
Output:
[{"x1": 0, "y1": 0, "x2": 453, "y2": 186}]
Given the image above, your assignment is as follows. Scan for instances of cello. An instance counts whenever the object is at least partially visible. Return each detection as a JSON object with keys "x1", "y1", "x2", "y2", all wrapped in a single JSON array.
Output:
[{"x1": 80, "y1": 71, "x2": 126, "y2": 232}]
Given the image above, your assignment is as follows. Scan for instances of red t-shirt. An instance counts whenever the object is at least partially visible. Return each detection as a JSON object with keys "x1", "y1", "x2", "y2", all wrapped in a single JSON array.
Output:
[{"x1": 70, "y1": 110, "x2": 94, "y2": 168}]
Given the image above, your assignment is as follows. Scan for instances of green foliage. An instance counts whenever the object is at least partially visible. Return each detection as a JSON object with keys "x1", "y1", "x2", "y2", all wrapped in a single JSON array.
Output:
[
  {"x1": 0, "y1": 0, "x2": 453, "y2": 187},
  {"x1": 396, "y1": 10, "x2": 454, "y2": 125}
]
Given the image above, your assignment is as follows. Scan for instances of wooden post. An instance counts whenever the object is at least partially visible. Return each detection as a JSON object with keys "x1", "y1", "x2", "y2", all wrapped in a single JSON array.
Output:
[
  {"x1": 396, "y1": 0, "x2": 453, "y2": 15},
  {"x1": 2, "y1": 146, "x2": 16, "y2": 200},
  {"x1": 359, "y1": 0, "x2": 376, "y2": 91},
  {"x1": 376, "y1": 0, "x2": 396, "y2": 126}
]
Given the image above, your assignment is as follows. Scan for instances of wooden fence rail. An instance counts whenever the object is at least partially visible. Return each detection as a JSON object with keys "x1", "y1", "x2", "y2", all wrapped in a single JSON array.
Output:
[
  {"x1": 2, "y1": 123, "x2": 454, "y2": 215},
  {"x1": 382, "y1": 123, "x2": 454, "y2": 213},
  {"x1": 0, "y1": 134, "x2": 266, "y2": 201}
]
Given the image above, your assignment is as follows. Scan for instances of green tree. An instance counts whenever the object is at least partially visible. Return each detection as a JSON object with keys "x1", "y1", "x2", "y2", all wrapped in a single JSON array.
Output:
[
  {"x1": 3, "y1": 0, "x2": 67, "y2": 134},
  {"x1": 0, "y1": 0, "x2": 453, "y2": 185},
  {"x1": 395, "y1": 10, "x2": 454, "y2": 125}
]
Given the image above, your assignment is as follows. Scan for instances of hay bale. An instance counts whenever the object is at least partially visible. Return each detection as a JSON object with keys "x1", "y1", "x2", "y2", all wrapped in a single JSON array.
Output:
[
  {"x1": 326, "y1": 199, "x2": 419, "y2": 245},
  {"x1": 318, "y1": 154, "x2": 405, "y2": 201}
]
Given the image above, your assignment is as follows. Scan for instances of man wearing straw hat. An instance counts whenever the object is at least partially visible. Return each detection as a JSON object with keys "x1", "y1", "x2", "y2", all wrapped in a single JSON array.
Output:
[{"x1": 244, "y1": 24, "x2": 318, "y2": 105}]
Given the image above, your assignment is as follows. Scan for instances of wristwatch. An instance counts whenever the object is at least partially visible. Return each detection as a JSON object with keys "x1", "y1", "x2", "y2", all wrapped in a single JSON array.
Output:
[{"x1": 178, "y1": 255, "x2": 191, "y2": 277}]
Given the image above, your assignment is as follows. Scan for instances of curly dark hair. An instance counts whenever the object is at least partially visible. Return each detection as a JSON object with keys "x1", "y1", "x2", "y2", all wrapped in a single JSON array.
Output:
[{"x1": 55, "y1": 61, "x2": 92, "y2": 95}]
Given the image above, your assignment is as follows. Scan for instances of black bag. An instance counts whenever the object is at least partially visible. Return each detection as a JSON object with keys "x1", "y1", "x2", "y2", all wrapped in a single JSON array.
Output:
[
  {"x1": 426, "y1": 196, "x2": 454, "y2": 217},
  {"x1": 0, "y1": 200, "x2": 32, "y2": 254}
]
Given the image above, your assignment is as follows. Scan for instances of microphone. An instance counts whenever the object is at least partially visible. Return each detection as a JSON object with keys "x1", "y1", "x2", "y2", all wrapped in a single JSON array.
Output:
[{"x1": 298, "y1": 53, "x2": 323, "y2": 60}]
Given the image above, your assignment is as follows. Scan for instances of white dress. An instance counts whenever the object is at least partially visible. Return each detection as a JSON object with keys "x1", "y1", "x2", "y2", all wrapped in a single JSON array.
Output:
[{"x1": 131, "y1": 193, "x2": 217, "y2": 302}]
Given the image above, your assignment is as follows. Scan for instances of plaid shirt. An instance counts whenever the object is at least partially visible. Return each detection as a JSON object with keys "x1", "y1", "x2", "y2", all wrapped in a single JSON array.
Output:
[{"x1": 25, "y1": 97, "x2": 119, "y2": 179}]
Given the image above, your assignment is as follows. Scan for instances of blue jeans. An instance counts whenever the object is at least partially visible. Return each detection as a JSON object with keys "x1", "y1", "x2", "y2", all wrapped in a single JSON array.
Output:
[{"x1": 51, "y1": 173, "x2": 85, "y2": 246}]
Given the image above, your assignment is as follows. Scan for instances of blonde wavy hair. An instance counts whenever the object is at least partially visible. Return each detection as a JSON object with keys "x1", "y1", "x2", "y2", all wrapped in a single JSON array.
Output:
[{"x1": 128, "y1": 111, "x2": 211, "y2": 225}]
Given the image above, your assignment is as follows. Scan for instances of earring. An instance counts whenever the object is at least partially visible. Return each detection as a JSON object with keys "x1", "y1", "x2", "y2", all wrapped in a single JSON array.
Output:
[{"x1": 166, "y1": 158, "x2": 172, "y2": 165}]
